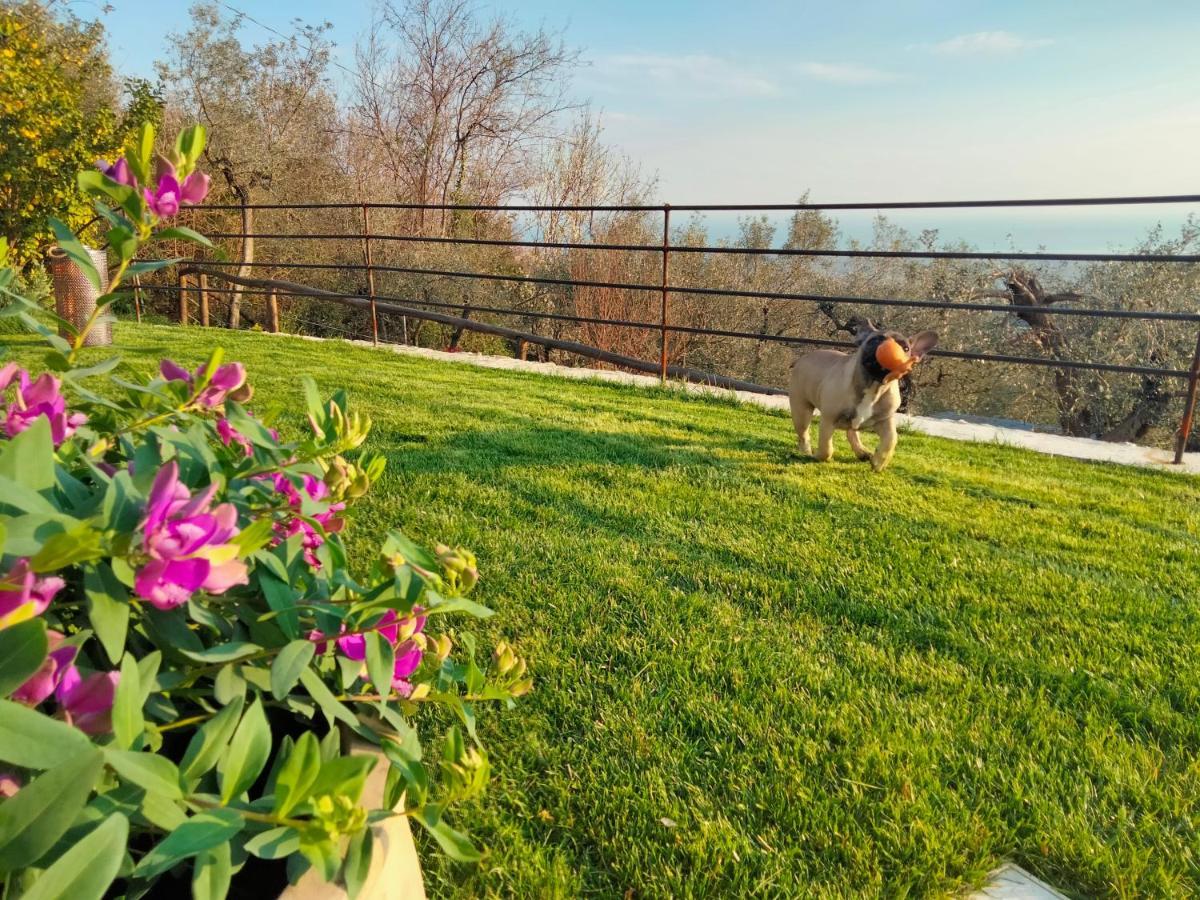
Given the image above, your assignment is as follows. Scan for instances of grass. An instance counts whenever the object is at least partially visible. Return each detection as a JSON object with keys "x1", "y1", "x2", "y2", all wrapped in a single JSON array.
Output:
[{"x1": 11, "y1": 324, "x2": 1200, "y2": 897}]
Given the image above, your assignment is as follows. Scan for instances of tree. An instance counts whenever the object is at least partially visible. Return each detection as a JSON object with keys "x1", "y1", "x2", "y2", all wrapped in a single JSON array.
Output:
[
  {"x1": 351, "y1": 0, "x2": 580, "y2": 234},
  {"x1": 0, "y1": 1, "x2": 123, "y2": 263},
  {"x1": 158, "y1": 3, "x2": 340, "y2": 327}
]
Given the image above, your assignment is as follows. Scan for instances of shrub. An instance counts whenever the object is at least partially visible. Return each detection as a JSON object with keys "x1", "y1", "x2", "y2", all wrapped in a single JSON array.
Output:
[{"x1": 0, "y1": 124, "x2": 528, "y2": 897}]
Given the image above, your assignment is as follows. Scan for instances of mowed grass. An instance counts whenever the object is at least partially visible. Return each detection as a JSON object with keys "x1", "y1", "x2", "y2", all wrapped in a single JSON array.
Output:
[{"x1": 13, "y1": 324, "x2": 1200, "y2": 897}]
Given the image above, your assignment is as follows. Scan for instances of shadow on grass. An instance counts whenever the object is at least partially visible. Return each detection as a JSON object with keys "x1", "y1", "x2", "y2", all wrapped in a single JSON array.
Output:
[{"x1": 381, "y1": 424, "x2": 721, "y2": 474}]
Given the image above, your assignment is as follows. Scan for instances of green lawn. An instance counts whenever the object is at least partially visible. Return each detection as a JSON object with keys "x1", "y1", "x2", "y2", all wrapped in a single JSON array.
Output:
[{"x1": 12, "y1": 324, "x2": 1200, "y2": 898}]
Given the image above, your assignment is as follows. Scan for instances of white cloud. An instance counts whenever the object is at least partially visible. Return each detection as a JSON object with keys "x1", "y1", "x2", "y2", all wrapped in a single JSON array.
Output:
[
  {"x1": 796, "y1": 62, "x2": 899, "y2": 85},
  {"x1": 919, "y1": 31, "x2": 1054, "y2": 55},
  {"x1": 595, "y1": 54, "x2": 780, "y2": 99}
]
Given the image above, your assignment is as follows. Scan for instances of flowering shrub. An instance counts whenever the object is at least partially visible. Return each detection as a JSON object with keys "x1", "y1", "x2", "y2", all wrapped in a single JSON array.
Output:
[{"x1": 0, "y1": 125, "x2": 528, "y2": 898}]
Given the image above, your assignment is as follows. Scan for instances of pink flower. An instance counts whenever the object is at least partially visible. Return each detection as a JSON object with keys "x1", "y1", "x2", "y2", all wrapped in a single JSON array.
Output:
[
  {"x1": 0, "y1": 774, "x2": 21, "y2": 798},
  {"x1": 310, "y1": 608, "x2": 426, "y2": 694},
  {"x1": 159, "y1": 359, "x2": 250, "y2": 408},
  {"x1": 96, "y1": 157, "x2": 137, "y2": 188},
  {"x1": 133, "y1": 461, "x2": 248, "y2": 610},
  {"x1": 13, "y1": 631, "x2": 77, "y2": 706},
  {"x1": 0, "y1": 559, "x2": 64, "y2": 631},
  {"x1": 180, "y1": 170, "x2": 210, "y2": 205},
  {"x1": 391, "y1": 640, "x2": 424, "y2": 695},
  {"x1": 216, "y1": 417, "x2": 253, "y2": 457},
  {"x1": 335, "y1": 610, "x2": 401, "y2": 661},
  {"x1": 0, "y1": 363, "x2": 87, "y2": 446},
  {"x1": 262, "y1": 472, "x2": 345, "y2": 568},
  {"x1": 144, "y1": 173, "x2": 181, "y2": 218},
  {"x1": 56, "y1": 666, "x2": 118, "y2": 735}
]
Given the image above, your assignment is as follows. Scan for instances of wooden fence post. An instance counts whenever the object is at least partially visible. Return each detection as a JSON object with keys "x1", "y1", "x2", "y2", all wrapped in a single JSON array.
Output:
[
  {"x1": 178, "y1": 274, "x2": 189, "y2": 324},
  {"x1": 268, "y1": 289, "x2": 280, "y2": 334},
  {"x1": 198, "y1": 272, "x2": 210, "y2": 327}
]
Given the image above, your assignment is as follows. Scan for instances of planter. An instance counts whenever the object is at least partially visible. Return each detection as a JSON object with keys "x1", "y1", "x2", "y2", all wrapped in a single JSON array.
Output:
[
  {"x1": 279, "y1": 745, "x2": 427, "y2": 900},
  {"x1": 47, "y1": 245, "x2": 112, "y2": 346}
]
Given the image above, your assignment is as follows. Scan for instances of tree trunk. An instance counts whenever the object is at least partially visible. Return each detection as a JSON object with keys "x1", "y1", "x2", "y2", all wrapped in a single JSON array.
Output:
[{"x1": 229, "y1": 201, "x2": 254, "y2": 330}]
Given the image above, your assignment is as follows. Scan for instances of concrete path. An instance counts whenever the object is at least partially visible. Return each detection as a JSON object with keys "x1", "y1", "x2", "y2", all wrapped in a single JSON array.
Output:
[{"x1": 301, "y1": 336, "x2": 1198, "y2": 475}]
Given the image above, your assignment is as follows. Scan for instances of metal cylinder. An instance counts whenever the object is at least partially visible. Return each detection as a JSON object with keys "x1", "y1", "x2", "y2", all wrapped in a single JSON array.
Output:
[{"x1": 48, "y1": 246, "x2": 111, "y2": 346}]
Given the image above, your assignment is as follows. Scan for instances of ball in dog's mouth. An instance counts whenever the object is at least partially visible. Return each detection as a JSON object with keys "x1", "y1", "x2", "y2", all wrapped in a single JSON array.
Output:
[{"x1": 875, "y1": 337, "x2": 911, "y2": 372}]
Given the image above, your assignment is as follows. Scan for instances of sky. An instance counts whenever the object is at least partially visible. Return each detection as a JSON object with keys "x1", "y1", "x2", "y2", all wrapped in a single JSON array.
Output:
[{"x1": 92, "y1": 0, "x2": 1200, "y2": 250}]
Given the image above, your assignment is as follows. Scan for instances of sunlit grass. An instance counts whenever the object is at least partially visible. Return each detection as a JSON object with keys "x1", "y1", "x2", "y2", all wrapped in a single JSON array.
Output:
[{"x1": 13, "y1": 324, "x2": 1199, "y2": 897}]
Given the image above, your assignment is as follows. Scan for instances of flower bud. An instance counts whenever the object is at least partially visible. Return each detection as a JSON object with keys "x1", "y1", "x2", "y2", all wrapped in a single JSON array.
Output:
[{"x1": 409, "y1": 682, "x2": 431, "y2": 700}]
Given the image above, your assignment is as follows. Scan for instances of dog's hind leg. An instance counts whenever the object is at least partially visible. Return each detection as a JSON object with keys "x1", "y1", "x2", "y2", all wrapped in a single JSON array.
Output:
[
  {"x1": 790, "y1": 400, "x2": 815, "y2": 455},
  {"x1": 814, "y1": 414, "x2": 836, "y2": 462},
  {"x1": 847, "y1": 427, "x2": 871, "y2": 461}
]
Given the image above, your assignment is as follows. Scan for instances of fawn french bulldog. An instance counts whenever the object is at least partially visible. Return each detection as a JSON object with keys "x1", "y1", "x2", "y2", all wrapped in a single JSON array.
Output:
[{"x1": 788, "y1": 322, "x2": 938, "y2": 471}]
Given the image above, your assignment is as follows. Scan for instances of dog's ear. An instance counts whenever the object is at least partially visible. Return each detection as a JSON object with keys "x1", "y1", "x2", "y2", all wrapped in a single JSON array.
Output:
[
  {"x1": 907, "y1": 331, "x2": 939, "y2": 361},
  {"x1": 852, "y1": 318, "x2": 882, "y2": 345}
]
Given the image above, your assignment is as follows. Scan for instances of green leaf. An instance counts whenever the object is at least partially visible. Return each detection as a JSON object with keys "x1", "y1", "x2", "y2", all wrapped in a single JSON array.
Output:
[
  {"x1": 63, "y1": 354, "x2": 121, "y2": 382},
  {"x1": 299, "y1": 835, "x2": 341, "y2": 882},
  {"x1": 19, "y1": 813, "x2": 128, "y2": 900},
  {"x1": 299, "y1": 667, "x2": 360, "y2": 730},
  {"x1": 153, "y1": 226, "x2": 214, "y2": 249},
  {"x1": 176, "y1": 124, "x2": 206, "y2": 167},
  {"x1": 107, "y1": 224, "x2": 138, "y2": 264},
  {"x1": 414, "y1": 808, "x2": 481, "y2": 863},
  {"x1": 133, "y1": 808, "x2": 242, "y2": 879},
  {"x1": 213, "y1": 664, "x2": 246, "y2": 706},
  {"x1": 0, "y1": 415, "x2": 54, "y2": 492},
  {"x1": 111, "y1": 654, "x2": 143, "y2": 750},
  {"x1": 244, "y1": 826, "x2": 300, "y2": 860},
  {"x1": 49, "y1": 218, "x2": 103, "y2": 291},
  {"x1": 382, "y1": 529, "x2": 439, "y2": 574},
  {"x1": 364, "y1": 631, "x2": 394, "y2": 704},
  {"x1": 425, "y1": 593, "x2": 494, "y2": 619},
  {"x1": 308, "y1": 755, "x2": 376, "y2": 807},
  {"x1": 271, "y1": 639, "x2": 315, "y2": 701},
  {"x1": 343, "y1": 827, "x2": 374, "y2": 899},
  {"x1": 381, "y1": 739, "x2": 428, "y2": 809},
  {"x1": 192, "y1": 839, "x2": 232, "y2": 900},
  {"x1": 126, "y1": 258, "x2": 183, "y2": 277},
  {"x1": 180, "y1": 642, "x2": 262, "y2": 664},
  {"x1": 29, "y1": 523, "x2": 106, "y2": 571},
  {"x1": 104, "y1": 749, "x2": 183, "y2": 800},
  {"x1": 259, "y1": 572, "x2": 299, "y2": 640},
  {"x1": 0, "y1": 748, "x2": 104, "y2": 873},
  {"x1": 218, "y1": 695, "x2": 271, "y2": 803},
  {"x1": 0, "y1": 618, "x2": 48, "y2": 697},
  {"x1": 179, "y1": 695, "x2": 244, "y2": 783},
  {"x1": 0, "y1": 700, "x2": 91, "y2": 769},
  {"x1": 271, "y1": 731, "x2": 321, "y2": 818},
  {"x1": 83, "y1": 564, "x2": 130, "y2": 657}
]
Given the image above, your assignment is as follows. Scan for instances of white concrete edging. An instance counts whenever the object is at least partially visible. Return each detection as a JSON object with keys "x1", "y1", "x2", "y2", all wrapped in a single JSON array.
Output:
[{"x1": 284, "y1": 334, "x2": 1199, "y2": 474}]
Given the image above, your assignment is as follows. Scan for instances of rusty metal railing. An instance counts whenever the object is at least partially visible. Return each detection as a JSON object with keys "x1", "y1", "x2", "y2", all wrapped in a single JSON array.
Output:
[{"x1": 140, "y1": 193, "x2": 1200, "y2": 462}]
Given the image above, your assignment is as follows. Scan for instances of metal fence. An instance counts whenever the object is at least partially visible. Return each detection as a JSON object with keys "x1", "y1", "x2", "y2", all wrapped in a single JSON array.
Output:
[{"x1": 142, "y1": 195, "x2": 1200, "y2": 463}]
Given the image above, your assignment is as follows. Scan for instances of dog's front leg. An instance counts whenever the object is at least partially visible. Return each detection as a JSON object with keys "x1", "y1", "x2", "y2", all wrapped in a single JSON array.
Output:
[
  {"x1": 814, "y1": 415, "x2": 836, "y2": 462},
  {"x1": 846, "y1": 428, "x2": 871, "y2": 461},
  {"x1": 871, "y1": 417, "x2": 897, "y2": 471}
]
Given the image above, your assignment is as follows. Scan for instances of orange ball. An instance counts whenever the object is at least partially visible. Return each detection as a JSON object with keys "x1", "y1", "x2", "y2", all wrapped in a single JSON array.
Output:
[{"x1": 875, "y1": 337, "x2": 911, "y2": 371}]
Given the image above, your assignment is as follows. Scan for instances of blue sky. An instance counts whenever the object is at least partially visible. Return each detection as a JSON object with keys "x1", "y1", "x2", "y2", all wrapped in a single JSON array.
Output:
[{"x1": 96, "y1": 0, "x2": 1200, "y2": 248}]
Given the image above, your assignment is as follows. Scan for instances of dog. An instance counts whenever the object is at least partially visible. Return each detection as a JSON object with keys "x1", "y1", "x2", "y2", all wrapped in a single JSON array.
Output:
[{"x1": 788, "y1": 322, "x2": 938, "y2": 471}]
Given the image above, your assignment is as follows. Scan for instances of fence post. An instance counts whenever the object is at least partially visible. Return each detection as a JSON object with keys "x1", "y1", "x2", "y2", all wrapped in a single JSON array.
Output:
[
  {"x1": 361, "y1": 203, "x2": 379, "y2": 345},
  {"x1": 659, "y1": 203, "x2": 671, "y2": 382},
  {"x1": 198, "y1": 272, "x2": 210, "y2": 327},
  {"x1": 132, "y1": 275, "x2": 143, "y2": 324},
  {"x1": 178, "y1": 273, "x2": 189, "y2": 325},
  {"x1": 267, "y1": 289, "x2": 280, "y2": 334},
  {"x1": 1173, "y1": 327, "x2": 1200, "y2": 463}
]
